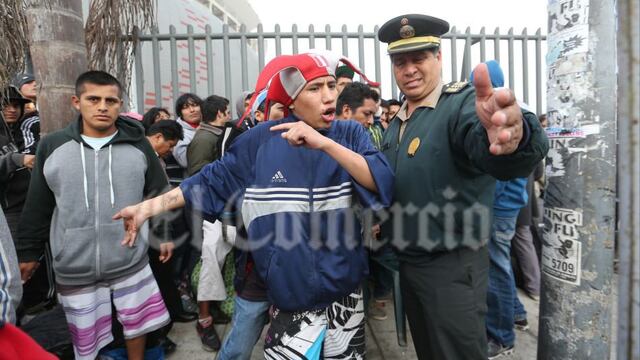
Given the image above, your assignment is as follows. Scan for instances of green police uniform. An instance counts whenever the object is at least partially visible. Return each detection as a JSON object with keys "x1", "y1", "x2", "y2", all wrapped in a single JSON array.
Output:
[
  {"x1": 381, "y1": 82, "x2": 548, "y2": 256},
  {"x1": 378, "y1": 14, "x2": 549, "y2": 360}
]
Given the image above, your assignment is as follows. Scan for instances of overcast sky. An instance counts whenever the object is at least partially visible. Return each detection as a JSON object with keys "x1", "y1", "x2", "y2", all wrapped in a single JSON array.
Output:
[{"x1": 248, "y1": 0, "x2": 547, "y2": 33}]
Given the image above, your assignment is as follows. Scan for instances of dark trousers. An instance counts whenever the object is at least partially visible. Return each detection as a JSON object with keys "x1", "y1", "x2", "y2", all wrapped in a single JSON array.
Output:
[
  {"x1": 6, "y1": 211, "x2": 56, "y2": 313},
  {"x1": 148, "y1": 248, "x2": 182, "y2": 326},
  {"x1": 400, "y1": 246, "x2": 489, "y2": 360}
]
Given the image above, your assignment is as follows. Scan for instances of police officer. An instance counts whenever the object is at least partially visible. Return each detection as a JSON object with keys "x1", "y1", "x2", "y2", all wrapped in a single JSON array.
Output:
[{"x1": 377, "y1": 14, "x2": 549, "y2": 359}]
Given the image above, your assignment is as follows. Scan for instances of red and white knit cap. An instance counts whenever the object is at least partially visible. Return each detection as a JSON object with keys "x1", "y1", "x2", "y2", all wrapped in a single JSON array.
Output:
[{"x1": 237, "y1": 51, "x2": 379, "y2": 125}]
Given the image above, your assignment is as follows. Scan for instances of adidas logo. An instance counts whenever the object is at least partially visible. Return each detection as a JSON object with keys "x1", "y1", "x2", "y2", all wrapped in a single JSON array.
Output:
[{"x1": 271, "y1": 170, "x2": 287, "y2": 183}]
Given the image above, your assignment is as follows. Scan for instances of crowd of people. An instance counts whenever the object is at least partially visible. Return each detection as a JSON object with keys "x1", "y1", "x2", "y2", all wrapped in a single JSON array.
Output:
[{"x1": 0, "y1": 13, "x2": 549, "y2": 360}]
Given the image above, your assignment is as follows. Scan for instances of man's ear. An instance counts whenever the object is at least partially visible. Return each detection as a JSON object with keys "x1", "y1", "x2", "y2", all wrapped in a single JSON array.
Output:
[
  {"x1": 71, "y1": 95, "x2": 81, "y2": 112},
  {"x1": 341, "y1": 104, "x2": 352, "y2": 118},
  {"x1": 254, "y1": 110, "x2": 264, "y2": 122}
]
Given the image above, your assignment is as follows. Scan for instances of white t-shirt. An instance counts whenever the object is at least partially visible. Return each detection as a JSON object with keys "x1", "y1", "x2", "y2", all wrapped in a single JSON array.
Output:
[{"x1": 81, "y1": 131, "x2": 118, "y2": 150}]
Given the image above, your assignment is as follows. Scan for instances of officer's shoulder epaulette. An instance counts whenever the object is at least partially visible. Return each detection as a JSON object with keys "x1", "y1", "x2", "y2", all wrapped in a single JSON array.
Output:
[{"x1": 442, "y1": 81, "x2": 470, "y2": 94}]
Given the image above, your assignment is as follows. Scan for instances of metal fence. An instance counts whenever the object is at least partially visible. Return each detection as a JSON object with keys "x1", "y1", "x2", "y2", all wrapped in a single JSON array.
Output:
[{"x1": 131, "y1": 24, "x2": 547, "y2": 116}]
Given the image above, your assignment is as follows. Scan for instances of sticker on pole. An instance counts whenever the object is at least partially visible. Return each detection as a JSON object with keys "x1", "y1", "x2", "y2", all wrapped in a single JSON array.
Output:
[{"x1": 541, "y1": 207, "x2": 582, "y2": 285}]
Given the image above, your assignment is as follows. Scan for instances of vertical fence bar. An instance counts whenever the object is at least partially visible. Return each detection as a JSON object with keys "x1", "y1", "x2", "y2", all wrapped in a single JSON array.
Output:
[
  {"x1": 257, "y1": 24, "x2": 265, "y2": 72},
  {"x1": 535, "y1": 28, "x2": 543, "y2": 116},
  {"x1": 151, "y1": 26, "x2": 162, "y2": 108},
  {"x1": 494, "y1": 27, "x2": 500, "y2": 63},
  {"x1": 507, "y1": 28, "x2": 514, "y2": 91},
  {"x1": 134, "y1": 28, "x2": 144, "y2": 114},
  {"x1": 240, "y1": 24, "x2": 249, "y2": 91},
  {"x1": 462, "y1": 27, "x2": 472, "y2": 80},
  {"x1": 342, "y1": 25, "x2": 349, "y2": 57},
  {"x1": 521, "y1": 29, "x2": 529, "y2": 104},
  {"x1": 480, "y1": 27, "x2": 486, "y2": 63},
  {"x1": 450, "y1": 26, "x2": 458, "y2": 81},
  {"x1": 358, "y1": 25, "x2": 365, "y2": 72},
  {"x1": 222, "y1": 24, "x2": 232, "y2": 102},
  {"x1": 275, "y1": 24, "x2": 282, "y2": 56},
  {"x1": 309, "y1": 24, "x2": 315, "y2": 49},
  {"x1": 325, "y1": 25, "x2": 332, "y2": 50},
  {"x1": 187, "y1": 25, "x2": 197, "y2": 94},
  {"x1": 391, "y1": 61, "x2": 398, "y2": 100},
  {"x1": 205, "y1": 25, "x2": 214, "y2": 96},
  {"x1": 292, "y1": 24, "x2": 299, "y2": 54},
  {"x1": 169, "y1": 25, "x2": 180, "y2": 104},
  {"x1": 374, "y1": 25, "x2": 381, "y2": 87}
]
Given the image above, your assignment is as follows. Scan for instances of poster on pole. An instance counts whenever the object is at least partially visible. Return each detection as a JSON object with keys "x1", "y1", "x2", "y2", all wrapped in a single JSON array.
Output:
[{"x1": 541, "y1": 207, "x2": 582, "y2": 285}]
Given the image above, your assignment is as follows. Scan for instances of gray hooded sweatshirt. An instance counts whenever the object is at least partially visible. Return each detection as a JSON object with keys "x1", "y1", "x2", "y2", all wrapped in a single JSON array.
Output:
[{"x1": 16, "y1": 117, "x2": 169, "y2": 286}]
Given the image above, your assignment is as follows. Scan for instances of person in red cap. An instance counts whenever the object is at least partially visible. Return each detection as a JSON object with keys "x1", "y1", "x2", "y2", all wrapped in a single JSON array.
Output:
[{"x1": 114, "y1": 52, "x2": 394, "y2": 358}]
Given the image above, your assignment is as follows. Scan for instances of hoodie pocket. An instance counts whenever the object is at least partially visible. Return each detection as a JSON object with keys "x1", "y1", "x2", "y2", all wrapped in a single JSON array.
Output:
[
  {"x1": 54, "y1": 226, "x2": 96, "y2": 278},
  {"x1": 98, "y1": 223, "x2": 146, "y2": 276}
]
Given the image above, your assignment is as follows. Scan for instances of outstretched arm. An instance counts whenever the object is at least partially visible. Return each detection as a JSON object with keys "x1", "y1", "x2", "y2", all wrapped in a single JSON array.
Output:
[
  {"x1": 113, "y1": 187, "x2": 185, "y2": 247},
  {"x1": 270, "y1": 122, "x2": 378, "y2": 192}
]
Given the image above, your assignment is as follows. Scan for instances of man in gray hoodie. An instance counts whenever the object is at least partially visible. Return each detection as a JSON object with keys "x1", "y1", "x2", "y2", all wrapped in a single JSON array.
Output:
[{"x1": 17, "y1": 71, "x2": 172, "y2": 360}]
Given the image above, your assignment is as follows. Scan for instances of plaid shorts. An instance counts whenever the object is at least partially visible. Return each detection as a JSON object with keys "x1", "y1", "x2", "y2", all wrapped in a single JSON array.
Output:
[{"x1": 57, "y1": 264, "x2": 170, "y2": 360}]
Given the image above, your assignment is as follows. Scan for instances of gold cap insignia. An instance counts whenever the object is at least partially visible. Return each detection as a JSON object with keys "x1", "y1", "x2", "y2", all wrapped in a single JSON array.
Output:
[
  {"x1": 408, "y1": 137, "x2": 421, "y2": 157},
  {"x1": 400, "y1": 24, "x2": 415, "y2": 39}
]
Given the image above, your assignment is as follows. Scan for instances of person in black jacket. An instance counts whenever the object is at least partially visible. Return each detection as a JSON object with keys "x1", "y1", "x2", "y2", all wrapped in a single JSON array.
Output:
[{"x1": 1, "y1": 86, "x2": 54, "y2": 313}]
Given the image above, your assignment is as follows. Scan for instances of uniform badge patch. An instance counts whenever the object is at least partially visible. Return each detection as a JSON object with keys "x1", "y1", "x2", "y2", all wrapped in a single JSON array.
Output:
[
  {"x1": 408, "y1": 137, "x2": 421, "y2": 157},
  {"x1": 443, "y1": 81, "x2": 469, "y2": 93}
]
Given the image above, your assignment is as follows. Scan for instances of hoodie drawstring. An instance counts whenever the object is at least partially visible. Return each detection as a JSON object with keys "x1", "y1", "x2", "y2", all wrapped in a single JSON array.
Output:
[
  {"x1": 79, "y1": 143, "x2": 90, "y2": 210},
  {"x1": 80, "y1": 142, "x2": 116, "y2": 210},
  {"x1": 108, "y1": 144, "x2": 115, "y2": 208}
]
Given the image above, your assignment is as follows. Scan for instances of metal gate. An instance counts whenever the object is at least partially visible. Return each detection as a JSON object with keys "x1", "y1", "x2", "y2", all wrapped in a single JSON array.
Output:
[{"x1": 131, "y1": 24, "x2": 546, "y2": 116}]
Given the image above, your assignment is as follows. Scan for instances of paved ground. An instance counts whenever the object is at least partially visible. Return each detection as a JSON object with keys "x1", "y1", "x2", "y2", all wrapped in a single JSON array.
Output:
[{"x1": 167, "y1": 288, "x2": 544, "y2": 359}]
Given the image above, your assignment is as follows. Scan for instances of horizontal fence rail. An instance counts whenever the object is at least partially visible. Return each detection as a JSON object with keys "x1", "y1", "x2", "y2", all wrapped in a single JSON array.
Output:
[{"x1": 127, "y1": 24, "x2": 546, "y2": 117}]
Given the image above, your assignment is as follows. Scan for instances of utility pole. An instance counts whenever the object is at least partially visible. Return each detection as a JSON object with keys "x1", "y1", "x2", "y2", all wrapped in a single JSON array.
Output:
[
  {"x1": 26, "y1": 0, "x2": 87, "y2": 133},
  {"x1": 538, "y1": 0, "x2": 617, "y2": 358},
  {"x1": 616, "y1": 0, "x2": 640, "y2": 358}
]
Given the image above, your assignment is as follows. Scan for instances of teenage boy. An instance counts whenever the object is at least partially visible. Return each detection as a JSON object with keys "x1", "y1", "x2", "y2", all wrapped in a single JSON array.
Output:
[
  {"x1": 17, "y1": 71, "x2": 171, "y2": 360},
  {"x1": 115, "y1": 52, "x2": 394, "y2": 358}
]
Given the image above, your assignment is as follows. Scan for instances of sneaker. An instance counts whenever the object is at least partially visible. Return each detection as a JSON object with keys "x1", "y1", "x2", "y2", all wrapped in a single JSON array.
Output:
[
  {"x1": 514, "y1": 318, "x2": 530, "y2": 331},
  {"x1": 181, "y1": 293, "x2": 199, "y2": 314},
  {"x1": 196, "y1": 320, "x2": 221, "y2": 352},
  {"x1": 368, "y1": 302, "x2": 388, "y2": 321},
  {"x1": 488, "y1": 339, "x2": 514, "y2": 359}
]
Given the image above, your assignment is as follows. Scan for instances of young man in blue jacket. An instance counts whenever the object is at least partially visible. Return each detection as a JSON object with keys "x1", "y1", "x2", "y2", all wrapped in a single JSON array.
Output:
[{"x1": 115, "y1": 52, "x2": 395, "y2": 359}]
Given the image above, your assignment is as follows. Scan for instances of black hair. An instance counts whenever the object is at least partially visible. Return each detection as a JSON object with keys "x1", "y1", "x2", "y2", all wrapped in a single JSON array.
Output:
[
  {"x1": 174, "y1": 93, "x2": 203, "y2": 119},
  {"x1": 387, "y1": 99, "x2": 403, "y2": 107},
  {"x1": 142, "y1": 107, "x2": 171, "y2": 130},
  {"x1": 336, "y1": 82, "x2": 380, "y2": 116},
  {"x1": 75, "y1": 70, "x2": 122, "y2": 97},
  {"x1": 256, "y1": 99, "x2": 266, "y2": 114},
  {"x1": 201, "y1": 95, "x2": 229, "y2": 124},
  {"x1": 380, "y1": 99, "x2": 389, "y2": 109},
  {"x1": 146, "y1": 119, "x2": 184, "y2": 141}
]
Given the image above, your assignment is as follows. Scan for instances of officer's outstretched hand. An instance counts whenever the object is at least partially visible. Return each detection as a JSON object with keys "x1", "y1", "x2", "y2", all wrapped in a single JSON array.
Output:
[
  {"x1": 271, "y1": 121, "x2": 331, "y2": 150},
  {"x1": 473, "y1": 63, "x2": 523, "y2": 155}
]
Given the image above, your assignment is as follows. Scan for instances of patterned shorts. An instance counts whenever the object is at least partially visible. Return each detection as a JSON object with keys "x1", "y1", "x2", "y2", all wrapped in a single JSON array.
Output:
[
  {"x1": 264, "y1": 289, "x2": 365, "y2": 360},
  {"x1": 56, "y1": 264, "x2": 170, "y2": 360}
]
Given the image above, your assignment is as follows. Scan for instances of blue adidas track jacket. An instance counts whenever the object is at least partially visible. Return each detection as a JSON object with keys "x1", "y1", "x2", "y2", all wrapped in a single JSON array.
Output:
[{"x1": 180, "y1": 115, "x2": 394, "y2": 311}]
